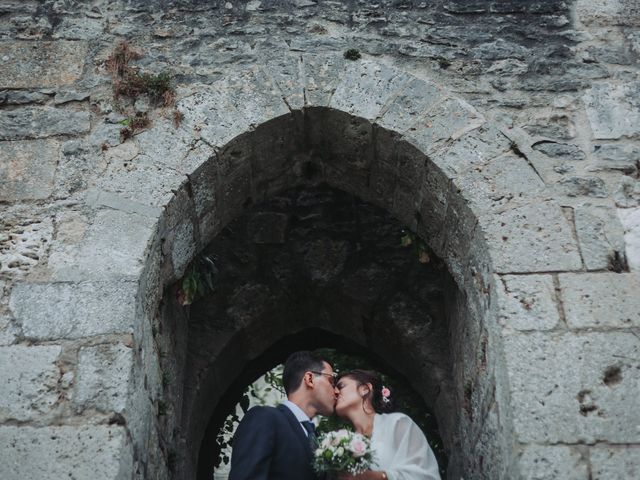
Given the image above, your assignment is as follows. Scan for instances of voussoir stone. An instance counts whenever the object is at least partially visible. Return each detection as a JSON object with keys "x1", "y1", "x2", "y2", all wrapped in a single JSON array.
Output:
[
  {"x1": 405, "y1": 97, "x2": 485, "y2": 155},
  {"x1": 559, "y1": 272, "x2": 640, "y2": 328},
  {"x1": 302, "y1": 52, "x2": 347, "y2": 107},
  {"x1": 330, "y1": 60, "x2": 412, "y2": 121},
  {"x1": 0, "y1": 425, "x2": 132, "y2": 480},
  {"x1": 377, "y1": 77, "x2": 446, "y2": 133},
  {"x1": 0, "y1": 345, "x2": 61, "y2": 421},
  {"x1": 0, "y1": 41, "x2": 87, "y2": 88},
  {"x1": 9, "y1": 281, "x2": 137, "y2": 340}
]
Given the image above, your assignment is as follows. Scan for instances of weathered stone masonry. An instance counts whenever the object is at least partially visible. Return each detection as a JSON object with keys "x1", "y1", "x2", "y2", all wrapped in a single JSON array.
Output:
[{"x1": 1, "y1": 1, "x2": 639, "y2": 479}]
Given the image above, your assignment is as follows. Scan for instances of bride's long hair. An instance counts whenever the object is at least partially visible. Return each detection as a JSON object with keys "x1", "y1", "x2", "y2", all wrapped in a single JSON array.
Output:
[{"x1": 338, "y1": 369, "x2": 394, "y2": 414}]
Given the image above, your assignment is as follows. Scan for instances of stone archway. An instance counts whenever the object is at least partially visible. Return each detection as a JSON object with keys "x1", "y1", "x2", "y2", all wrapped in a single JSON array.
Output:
[
  {"x1": 139, "y1": 57, "x2": 584, "y2": 479},
  {"x1": 6, "y1": 55, "x2": 638, "y2": 480}
]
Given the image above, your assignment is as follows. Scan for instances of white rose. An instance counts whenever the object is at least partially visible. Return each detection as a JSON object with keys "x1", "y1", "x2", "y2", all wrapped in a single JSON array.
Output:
[{"x1": 336, "y1": 446, "x2": 344, "y2": 457}]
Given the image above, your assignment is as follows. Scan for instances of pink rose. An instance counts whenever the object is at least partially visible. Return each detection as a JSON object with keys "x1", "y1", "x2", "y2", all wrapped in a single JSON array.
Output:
[{"x1": 348, "y1": 437, "x2": 367, "y2": 457}]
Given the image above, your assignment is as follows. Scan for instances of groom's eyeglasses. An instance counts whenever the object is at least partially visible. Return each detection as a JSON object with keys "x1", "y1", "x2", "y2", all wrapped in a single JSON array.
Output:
[{"x1": 310, "y1": 370, "x2": 338, "y2": 386}]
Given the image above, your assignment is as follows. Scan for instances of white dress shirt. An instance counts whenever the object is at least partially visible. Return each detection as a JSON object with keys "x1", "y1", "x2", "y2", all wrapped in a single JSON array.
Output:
[{"x1": 282, "y1": 400, "x2": 313, "y2": 437}]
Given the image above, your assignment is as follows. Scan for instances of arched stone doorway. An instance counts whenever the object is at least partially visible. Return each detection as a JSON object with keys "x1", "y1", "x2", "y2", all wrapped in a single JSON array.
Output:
[{"x1": 134, "y1": 57, "x2": 579, "y2": 479}]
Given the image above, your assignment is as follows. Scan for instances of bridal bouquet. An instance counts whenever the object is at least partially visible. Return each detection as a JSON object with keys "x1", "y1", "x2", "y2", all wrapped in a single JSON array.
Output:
[{"x1": 313, "y1": 429, "x2": 375, "y2": 476}]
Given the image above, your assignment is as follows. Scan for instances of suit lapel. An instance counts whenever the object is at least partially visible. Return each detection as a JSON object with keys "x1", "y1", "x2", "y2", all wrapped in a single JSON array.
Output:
[{"x1": 277, "y1": 404, "x2": 314, "y2": 462}]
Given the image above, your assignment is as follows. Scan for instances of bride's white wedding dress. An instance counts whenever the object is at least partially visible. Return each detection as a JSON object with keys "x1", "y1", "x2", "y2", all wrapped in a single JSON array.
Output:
[{"x1": 370, "y1": 412, "x2": 441, "y2": 480}]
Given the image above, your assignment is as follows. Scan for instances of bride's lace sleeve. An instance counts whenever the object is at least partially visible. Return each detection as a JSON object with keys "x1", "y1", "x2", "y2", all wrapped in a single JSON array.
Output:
[{"x1": 384, "y1": 413, "x2": 441, "y2": 480}]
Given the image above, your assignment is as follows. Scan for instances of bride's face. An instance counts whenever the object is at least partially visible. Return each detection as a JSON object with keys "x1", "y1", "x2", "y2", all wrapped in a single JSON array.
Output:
[{"x1": 334, "y1": 376, "x2": 368, "y2": 417}]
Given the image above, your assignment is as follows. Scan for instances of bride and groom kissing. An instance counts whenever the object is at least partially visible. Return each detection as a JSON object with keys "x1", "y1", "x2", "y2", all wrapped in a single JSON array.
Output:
[{"x1": 229, "y1": 351, "x2": 441, "y2": 480}]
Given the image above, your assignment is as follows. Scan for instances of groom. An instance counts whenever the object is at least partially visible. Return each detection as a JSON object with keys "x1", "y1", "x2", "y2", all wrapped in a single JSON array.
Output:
[{"x1": 229, "y1": 351, "x2": 337, "y2": 480}]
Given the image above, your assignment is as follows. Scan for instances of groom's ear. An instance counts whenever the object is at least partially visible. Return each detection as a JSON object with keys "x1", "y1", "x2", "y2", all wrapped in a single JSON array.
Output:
[{"x1": 302, "y1": 371, "x2": 315, "y2": 389}]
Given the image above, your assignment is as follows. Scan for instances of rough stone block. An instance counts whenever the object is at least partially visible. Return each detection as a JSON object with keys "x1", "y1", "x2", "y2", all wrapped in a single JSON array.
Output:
[
  {"x1": 574, "y1": 205, "x2": 626, "y2": 271},
  {"x1": 453, "y1": 153, "x2": 545, "y2": 215},
  {"x1": 222, "y1": 67, "x2": 290, "y2": 129},
  {"x1": 0, "y1": 425, "x2": 132, "y2": 480},
  {"x1": 614, "y1": 176, "x2": 640, "y2": 208},
  {"x1": 558, "y1": 176, "x2": 608, "y2": 198},
  {"x1": 496, "y1": 274, "x2": 560, "y2": 331},
  {"x1": 479, "y1": 201, "x2": 582, "y2": 273},
  {"x1": 0, "y1": 345, "x2": 61, "y2": 421},
  {"x1": 404, "y1": 97, "x2": 485, "y2": 155},
  {"x1": 533, "y1": 142, "x2": 586, "y2": 162},
  {"x1": 330, "y1": 60, "x2": 412, "y2": 121},
  {"x1": 591, "y1": 445, "x2": 640, "y2": 479},
  {"x1": 171, "y1": 220, "x2": 196, "y2": 277},
  {"x1": 583, "y1": 82, "x2": 640, "y2": 140},
  {"x1": 92, "y1": 151, "x2": 186, "y2": 208},
  {"x1": 135, "y1": 118, "x2": 209, "y2": 175},
  {"x1": 377, "y1": 77, "x2": 446, "y2": 133},
  {"x1": 0, "y1": 107, "x2": 90, "y2": 140},
  {"x1": 523, "y1": 114, "x2": 575, "y2": 140},
  {"x1": 9, "y1": 281, "x2": 136, "y2": 340},
  {"x1": 559, "y1": 273, "x2": 640, "y2": 328},
  {"x1": 0, "y1": 140, "x2": 59, "y2": 201},
  {"x1": 617, "y1": 207, "x2": 640, "y2": 272},
  {"x1": 503, "y1": 331, "x2": 640, "y2": 443},
  {"x1": 429, "y1": 124, "x2": 512, "y2": 178},
  {"x1": 0, "y1": 215, "x2": 53, "y2": 278},
  {"x1": 264, "y1": 54, "x2": 305, "y2": 110},
  {"x1": 75, "y1": 343, "x2": 133, "y2": 413},
  {"x1": 517, "y1": 445, "x2": 588, "y2": 480},
  {"x1": 592, "y1": 144, "x2": 640, "y2": 173},
  {"x1": 576, "y1": 0, "x2": 640, "y2": 27},
  {"x1": 47, "y1": 208, "x2": 157, "y2": 281},
  {"x1": 302, "y1": 52, "x2": 347, "y2": 107},
  {"x1": 177, "y1": 85, "x2": 254, "y2": 149},
  {"x1": 0, "y1": 41, "x2": 87, "y2": 88}
]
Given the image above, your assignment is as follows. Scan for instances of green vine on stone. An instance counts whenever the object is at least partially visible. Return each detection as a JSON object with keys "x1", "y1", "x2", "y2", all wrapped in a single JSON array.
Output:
[
  {"x1": 400, "y1": 229, "x2": 430, "y2": 264},
  {"x1": 175, "y1": 254, "x2": 218, "y2": 306}
]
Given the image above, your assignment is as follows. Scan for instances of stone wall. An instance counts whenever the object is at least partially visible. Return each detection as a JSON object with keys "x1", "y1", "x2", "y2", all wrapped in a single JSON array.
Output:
[{"x1": 1, "y1": 1, "x2": 639, "y2": 479}]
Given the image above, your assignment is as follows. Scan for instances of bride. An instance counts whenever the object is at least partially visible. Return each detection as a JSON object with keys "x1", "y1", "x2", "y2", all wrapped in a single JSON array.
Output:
[{"x1": 334, "y1": 370, "x2": 441, "y2": 480}]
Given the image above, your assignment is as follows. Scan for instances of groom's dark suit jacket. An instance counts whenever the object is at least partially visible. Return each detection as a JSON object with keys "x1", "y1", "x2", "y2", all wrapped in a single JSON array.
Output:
[{"x1": 229, "y1": 403, "x2": 317, "y2": 480}]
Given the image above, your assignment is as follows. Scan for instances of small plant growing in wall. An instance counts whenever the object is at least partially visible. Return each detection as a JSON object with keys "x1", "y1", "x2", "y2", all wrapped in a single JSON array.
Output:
[
  {"x1": 106, "y1": 41, "x2": 175, "y2": 108},
  {"x1": 400, "y1": 229, "x2": 431, "y2": 264},
  {"x1": 175, "y1": 254, "x2": 219, "y2": 306},
  {"x1": 344, "y1": 48, "x2": 362, "y2": 61},
  {"x1": 104, "y1": 40, "x2": 180, "y2": 142}
]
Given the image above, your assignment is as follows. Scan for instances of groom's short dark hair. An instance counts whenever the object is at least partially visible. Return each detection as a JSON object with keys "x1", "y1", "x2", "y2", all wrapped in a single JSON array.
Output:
[{"x1": 282, "y1": 351, "x2": 326, "y2": 395}]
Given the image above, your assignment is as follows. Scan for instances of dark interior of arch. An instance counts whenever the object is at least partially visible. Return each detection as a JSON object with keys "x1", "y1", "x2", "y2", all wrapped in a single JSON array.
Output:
[{"x1": 165, "y1": 185, "x2": 461, "y2": 479}]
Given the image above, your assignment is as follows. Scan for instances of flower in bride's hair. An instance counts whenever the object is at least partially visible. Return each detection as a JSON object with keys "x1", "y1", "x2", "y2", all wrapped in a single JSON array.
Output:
[{"x1": 381, "y1": 386, "x2": 391, "y2": 403}]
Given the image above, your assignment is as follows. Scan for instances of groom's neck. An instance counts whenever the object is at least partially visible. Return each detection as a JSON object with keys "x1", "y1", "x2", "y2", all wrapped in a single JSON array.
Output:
[{"x1": 287, "y1": 394, "x2": 317, "y2": 419}]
